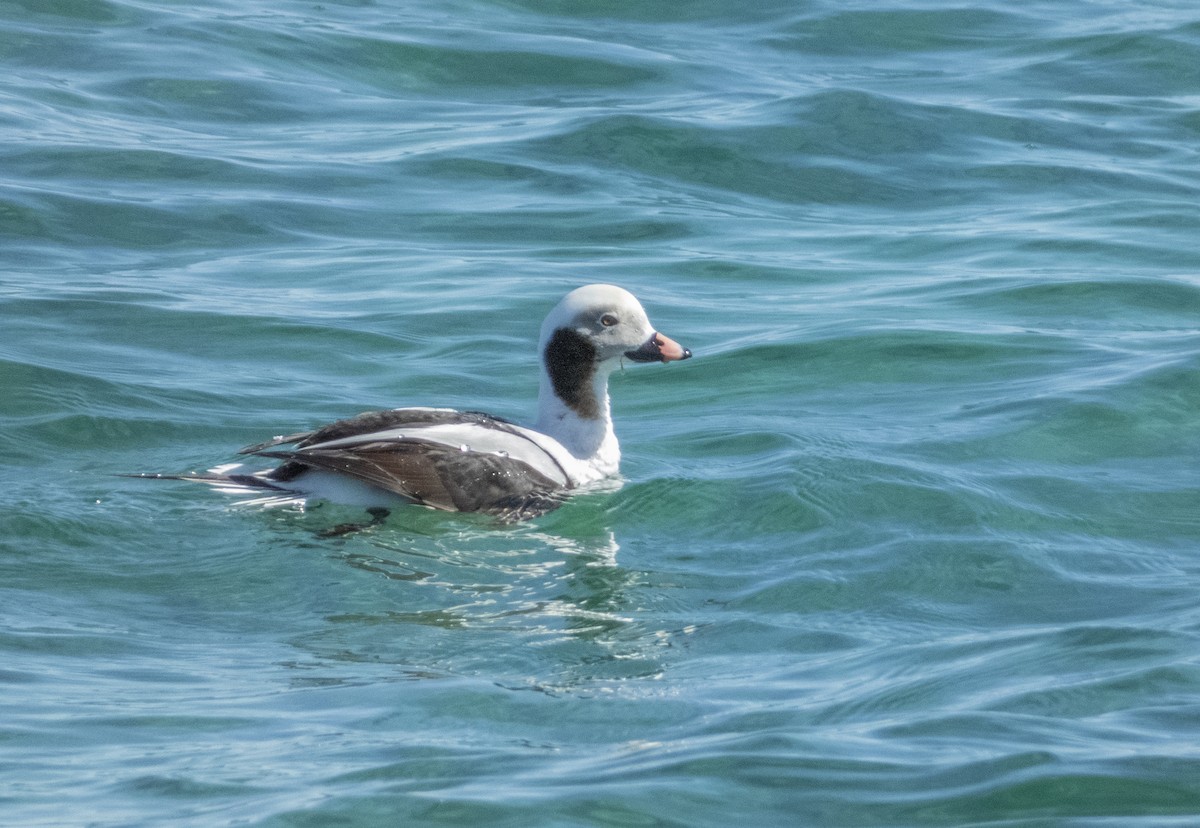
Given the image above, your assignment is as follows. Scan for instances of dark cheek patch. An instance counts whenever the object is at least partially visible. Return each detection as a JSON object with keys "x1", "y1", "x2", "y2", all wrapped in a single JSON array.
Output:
[{"x1": 544, "y1": 328, "x2": 599, "y2": 419}]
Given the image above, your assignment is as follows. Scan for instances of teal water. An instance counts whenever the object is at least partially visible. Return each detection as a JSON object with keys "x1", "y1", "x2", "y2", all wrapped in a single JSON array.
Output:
[{"x1": 4, "y1": 0, "x2": 1200, "y2": 824}]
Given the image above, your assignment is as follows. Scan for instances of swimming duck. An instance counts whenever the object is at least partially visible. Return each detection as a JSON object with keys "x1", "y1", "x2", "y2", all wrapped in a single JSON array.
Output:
[{"x1": 132, "y1": 284, "x2": 691, "y2": 520}]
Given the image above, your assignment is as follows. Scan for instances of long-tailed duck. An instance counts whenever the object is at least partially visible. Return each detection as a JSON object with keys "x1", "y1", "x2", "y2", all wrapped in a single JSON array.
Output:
[{"x1": 131, "y1": 284, "x2": 691, "y2": 520}]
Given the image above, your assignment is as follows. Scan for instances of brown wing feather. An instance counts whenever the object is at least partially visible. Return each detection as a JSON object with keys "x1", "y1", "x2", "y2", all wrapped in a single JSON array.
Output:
[
  {"x1": 257, "y1": 442, "x2": 457, "y2": 510},
  {"x1": 256, "y1": 439, "x2": 567, "y2": 518}
]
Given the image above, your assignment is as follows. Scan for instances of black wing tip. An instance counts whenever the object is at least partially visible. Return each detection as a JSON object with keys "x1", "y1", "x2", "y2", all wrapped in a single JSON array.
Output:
[{"x1": 248, "y1": 449, "x2": 297, "y2": 460}]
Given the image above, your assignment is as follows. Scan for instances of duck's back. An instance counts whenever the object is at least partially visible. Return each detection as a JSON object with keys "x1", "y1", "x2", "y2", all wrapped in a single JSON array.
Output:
[{"x1": 245, "y1": 407, "x2": 576, "y2": 519}]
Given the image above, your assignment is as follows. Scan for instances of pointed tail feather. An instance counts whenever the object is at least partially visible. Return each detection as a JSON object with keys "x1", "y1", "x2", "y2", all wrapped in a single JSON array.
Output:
[{"x1": 118, "y1": 471, "x2": 289, "y2": 491}]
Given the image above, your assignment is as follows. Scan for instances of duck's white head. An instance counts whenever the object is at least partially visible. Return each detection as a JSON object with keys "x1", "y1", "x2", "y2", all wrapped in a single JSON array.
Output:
[{"x1": 535, "y1": 284, "x2": 690, "y2": 462}]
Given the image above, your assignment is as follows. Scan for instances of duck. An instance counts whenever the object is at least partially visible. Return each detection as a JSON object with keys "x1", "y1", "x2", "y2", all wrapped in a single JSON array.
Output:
[{"x1": 131, "y1": 284, "x2": 691, "y2": 521}]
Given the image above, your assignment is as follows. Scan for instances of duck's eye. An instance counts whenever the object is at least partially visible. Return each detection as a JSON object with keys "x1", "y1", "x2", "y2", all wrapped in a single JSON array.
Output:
[{"x1": 600, "y1": 313, "x2": 619, "y2": 327}]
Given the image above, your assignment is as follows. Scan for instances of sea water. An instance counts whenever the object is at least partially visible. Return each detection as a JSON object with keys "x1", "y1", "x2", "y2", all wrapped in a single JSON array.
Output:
[{"x1": 3, "y1": 0, "x2": 1200, "y2": 824}]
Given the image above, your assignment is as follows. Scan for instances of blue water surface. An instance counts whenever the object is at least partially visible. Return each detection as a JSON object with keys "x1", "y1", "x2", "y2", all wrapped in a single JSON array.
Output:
[{"x1": 3, "y1": 0, "x2": 1200, "y2": 824}]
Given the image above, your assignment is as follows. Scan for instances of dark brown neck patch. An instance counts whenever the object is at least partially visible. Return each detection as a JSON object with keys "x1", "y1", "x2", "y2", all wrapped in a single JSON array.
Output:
[{"x1": 544, "y1": 327, "x2": 599, "y2": 419}]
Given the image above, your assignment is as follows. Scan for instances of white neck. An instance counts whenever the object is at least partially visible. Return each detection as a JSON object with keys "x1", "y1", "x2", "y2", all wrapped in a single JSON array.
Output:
[{"x1": 535, "y1": 362, "x2": 620, "y2": 477}]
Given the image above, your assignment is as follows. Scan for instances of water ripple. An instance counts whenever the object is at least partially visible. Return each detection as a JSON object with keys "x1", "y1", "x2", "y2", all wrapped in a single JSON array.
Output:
[{"x1": 4, "y1": 0, "x2": 1200, "y2": 824}]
